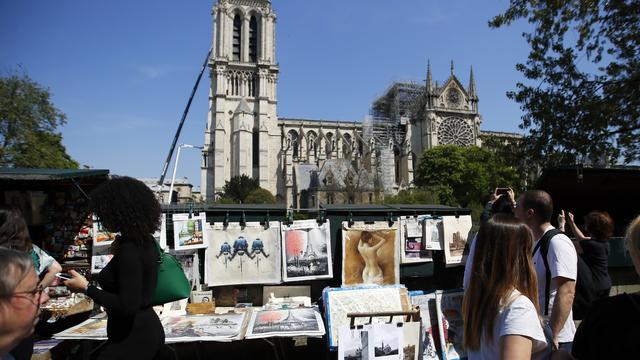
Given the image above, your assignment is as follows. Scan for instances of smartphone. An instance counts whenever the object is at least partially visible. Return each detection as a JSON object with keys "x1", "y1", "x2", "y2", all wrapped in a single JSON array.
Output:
[
  {"x1": 496, "y1": 188, "x2": 510, "y2": 195},
  {"x1": 55, "y1": 273, "x2": 72, "y2": 281}
]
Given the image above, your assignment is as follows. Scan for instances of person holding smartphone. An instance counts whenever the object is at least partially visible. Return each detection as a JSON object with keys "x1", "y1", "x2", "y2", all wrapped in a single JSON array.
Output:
[{"x1": 64, "y1": 177, "x2": 167, "y2": 360}]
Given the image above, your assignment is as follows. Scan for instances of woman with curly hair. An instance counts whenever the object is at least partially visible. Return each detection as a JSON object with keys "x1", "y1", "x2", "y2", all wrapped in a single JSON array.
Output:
[
  {"x1": 463, "y1": 214, "x2": 549, "y2": 359},
  {"x1": 64, "y1": 176, "x2": 166, "y2": 359},
  {"x1": 559, "y1": 210, "x2": 614, "y2": 300}
]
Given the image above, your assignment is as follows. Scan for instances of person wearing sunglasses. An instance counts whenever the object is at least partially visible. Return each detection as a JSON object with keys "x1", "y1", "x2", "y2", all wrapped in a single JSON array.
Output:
[{"x1": 0, "y1": 248, "x2": 50, "y2": 360}]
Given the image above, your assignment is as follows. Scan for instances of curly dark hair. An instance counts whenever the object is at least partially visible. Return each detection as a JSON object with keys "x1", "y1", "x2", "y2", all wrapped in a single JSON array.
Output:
[
  {"x1": 0, "y1": 206, "x2": 32, "y2": 251},
  {"x1": 584, "y1": 211, "x2": 614, "y2": 241},
  {"x1": 89, "y1": 176, "x2": 161, "y2": 243}
]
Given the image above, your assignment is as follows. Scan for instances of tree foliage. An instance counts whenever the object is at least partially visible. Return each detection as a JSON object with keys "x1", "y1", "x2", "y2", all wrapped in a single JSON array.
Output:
[
  {"x1": 244, "y1": 187, "x2": 277, "y2": 204},
  {"x1": 0, "y1": 73, "x2": 79, "y2": 168},
  {"x1": 222, "y1": 175, "x2": 260, "y2": 203},
  {"x1": 490, "y1": 0, "x2": 640, "y2": 166},
  {"x1": 414, "y1": 145, "x2": 520, "y2": 207}
]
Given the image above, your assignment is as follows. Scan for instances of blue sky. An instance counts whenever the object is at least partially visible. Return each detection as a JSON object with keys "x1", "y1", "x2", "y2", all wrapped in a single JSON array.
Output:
[{"x1": 1, "y1": 0, "x2": 532, "y2": 188}]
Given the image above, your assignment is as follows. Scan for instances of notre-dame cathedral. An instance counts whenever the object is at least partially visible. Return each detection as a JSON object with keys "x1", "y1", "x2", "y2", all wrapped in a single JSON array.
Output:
[{"x1": 201, "y1": 0, "x2": 515, "y2": 207}]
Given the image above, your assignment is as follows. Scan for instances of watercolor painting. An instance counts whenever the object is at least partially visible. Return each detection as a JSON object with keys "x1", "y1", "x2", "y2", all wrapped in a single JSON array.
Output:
[
  {"x1": 281, "y1": 219, "x2": 333, "y2": 281},
  {"x1": 342, "y1": 222, "x2": 399, "y2": 286}
]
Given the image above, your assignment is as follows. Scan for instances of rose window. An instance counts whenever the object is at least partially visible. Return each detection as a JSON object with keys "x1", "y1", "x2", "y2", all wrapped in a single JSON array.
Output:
[{"x1": 437, "y1": 118, "x2": 474, "y2": 146}]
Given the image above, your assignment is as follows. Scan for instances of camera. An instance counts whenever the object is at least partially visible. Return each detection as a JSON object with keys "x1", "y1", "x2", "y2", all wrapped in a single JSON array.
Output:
[{"x1": 496, "y1": 188, "x2": 510, "y2": 195}]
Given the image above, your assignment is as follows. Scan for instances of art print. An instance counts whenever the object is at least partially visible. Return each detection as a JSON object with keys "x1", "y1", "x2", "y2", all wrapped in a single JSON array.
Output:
[
  {"x1": 54, "y1": 318, "x2": 108, "y2": 339},
  {"x1": 281, "y1": 219, "x2": 333, "y2": 282},
  {"x1": 171, "y1": 252, "x2": 200, "y2": 289},
  {"x1": 436, "y1": 290, "x2": 466, "y2": 360},
  {"x1": 401, "y1": 322, "x2": 421, "y2": 360},
  {"x1": 421, "y1": 215, "x2": 443, "y2": 251},
  {"x1": 162, "y1": 313, "x2": 246, "y2": 342},
  {"x1": 245, "y1": 307, "x2": 325, "y2": 339},
  {"x1": 338, "y1": 326, "x2": 370, "y2": 360},
  {"x1": 323, "y1": 286, "x2": 411, "y2": 349},
  {"x1": 172, "y1": 212, "x2": 208, "y2": 250},
  {"x1": 152, "y1": 213, "x2": 167, "y2": 250},
  {"x1": 410, "y1": 293, "x2": 440, "y2": 360},
  {"x1": 342, "y1": 222, "x2": 399, "y2": 286},
  {"x1": 442, "y1": 215, "x2": 472, "y2": 267},
  {"x1": 399, "y1": 216, "x2": 433, "y2": 264},
  {"x1": 262, "y1": 285, "x2": 310, "y2": 306},
  {"x1": 367, "y1": 323, "x2": 403, "y2": 359},
  {"x1": 91, "y1": 245, "x2": 113, "y2": 274},
  {"x1": 205, "y1": 221, "x2": 281, "y2": 286},
  {"x1": 92, "y1": 214, "x2": 117, "y2": 247},
  {"x1": 162, "y1": 298, "x2": 188, "y2": 317}
]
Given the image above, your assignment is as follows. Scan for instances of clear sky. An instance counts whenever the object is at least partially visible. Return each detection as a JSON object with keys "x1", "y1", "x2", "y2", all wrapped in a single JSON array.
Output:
[{"x1": 0, "y1": 0, "x2": 533, "y2": 189}]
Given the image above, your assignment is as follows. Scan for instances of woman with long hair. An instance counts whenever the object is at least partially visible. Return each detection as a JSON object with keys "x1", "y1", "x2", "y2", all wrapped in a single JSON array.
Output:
[
  {"x1": 64, "y1": 176, "x2": 166, "y2": 359},
  {"x1": 463, "y1": 214, "x2": 548, "y2": 359}
]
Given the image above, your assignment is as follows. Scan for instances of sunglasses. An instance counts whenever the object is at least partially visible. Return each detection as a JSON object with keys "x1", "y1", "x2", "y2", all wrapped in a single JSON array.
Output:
[{"x1": 12, "y1": 284, "x2": 45, "y2": 306}]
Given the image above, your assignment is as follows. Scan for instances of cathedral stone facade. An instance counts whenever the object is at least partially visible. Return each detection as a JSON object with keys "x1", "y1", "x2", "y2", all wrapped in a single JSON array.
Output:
[{"x1": 201, "y1": 0, "x2": 491, "y2": 208}]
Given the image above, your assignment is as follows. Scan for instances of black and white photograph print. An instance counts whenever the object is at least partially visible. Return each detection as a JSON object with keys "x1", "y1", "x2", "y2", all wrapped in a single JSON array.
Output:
[
  {"x1": 339, "y1": 326, "x2": 370, "y2": 360},
  {"x1": 281, "y1": 219, "x2": 333, "y2": 282},
  {"x1": 368, "y1": 323, "x2": 403, "y2": 360},
  {"x1": 245, "y1": 307, "x2": 325, "y2": 338}
]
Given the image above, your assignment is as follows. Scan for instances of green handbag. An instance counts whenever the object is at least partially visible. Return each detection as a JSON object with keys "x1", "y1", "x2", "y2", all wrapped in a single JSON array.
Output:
[{"x1": 151, "y1": 240, "x2": 192, "y2": 306}]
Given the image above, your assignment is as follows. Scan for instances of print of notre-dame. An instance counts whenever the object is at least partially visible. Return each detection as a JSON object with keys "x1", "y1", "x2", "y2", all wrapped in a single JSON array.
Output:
[{"x1": 200, "y1": 0, "x2": 518, "y2": 208}]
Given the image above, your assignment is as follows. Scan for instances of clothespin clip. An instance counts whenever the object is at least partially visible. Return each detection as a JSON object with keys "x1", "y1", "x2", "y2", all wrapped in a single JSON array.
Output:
[
  {"x1": 386, "y1": 212, "x2": 395, "y2": 227},
  {"x1": 316, "y1": 210, "x2": 326, "y2": 225},
  {"x1": 285, "y1": 209, "x2": 294, "y2": 226},
  {"x1": 223, "y1": 211, "x2": 229, "y2": 228},
  {"x1": 454, "y1": 211, "x2": 460, "y2": 219},
  {"x1": 262, "y1": 211, "x2": 270, "y2": 229},
  {"x1": 347, "y1": 211, "x2": 354, "y2": 228},
  {"x1": 240, "y1": 211, "x2": 246, "y2": 230},
  {"x1": 188, "y1": 203, "x2": 194, "y2": 219}
]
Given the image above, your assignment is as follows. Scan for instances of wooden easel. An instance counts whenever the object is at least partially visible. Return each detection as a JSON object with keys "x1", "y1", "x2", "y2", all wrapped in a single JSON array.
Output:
[{"x1": 346, "y1": 308, "x2": 421, "y2": 328}]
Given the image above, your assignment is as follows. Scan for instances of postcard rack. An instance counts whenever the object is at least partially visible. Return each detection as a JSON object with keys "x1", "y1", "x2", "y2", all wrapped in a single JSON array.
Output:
[{"x1": 346, "y1": 308, "x2": 421, "y2": 328}]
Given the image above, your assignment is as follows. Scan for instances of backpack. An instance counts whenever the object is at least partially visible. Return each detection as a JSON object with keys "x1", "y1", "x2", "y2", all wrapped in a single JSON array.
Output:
[{"x1": 533, "y1": 228, "x2": 597, "y2": 320}]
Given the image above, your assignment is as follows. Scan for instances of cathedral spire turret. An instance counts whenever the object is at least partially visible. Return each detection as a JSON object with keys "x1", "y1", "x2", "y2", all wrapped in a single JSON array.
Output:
[
  {"x1": 468, "y1": 66, "x2": 477, "y2": 98},
  {"x1": 450, "y1": 60, "x2": 454, "y2": 76},
  {"x1": 426, "y1": 60, "x2": 433, "y2": 93}
]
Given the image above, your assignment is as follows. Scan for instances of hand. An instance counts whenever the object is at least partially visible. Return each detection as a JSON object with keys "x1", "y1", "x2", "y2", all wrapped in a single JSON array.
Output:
[
  {"x1": 567, "y1": 211, "x2": 575, "y2": 223},
  {"x1": 506, "y1": 188, "x2": 515, "y2": 205},
  {"x1": 64, "y1": 269, "x2": 89, "y2": 294},
  {"x1": 557, "y1": 210, "x2": 566, "y2": 231},
  {"x1": 490, "y1": 189, "x2": 499, "y2": 202}
]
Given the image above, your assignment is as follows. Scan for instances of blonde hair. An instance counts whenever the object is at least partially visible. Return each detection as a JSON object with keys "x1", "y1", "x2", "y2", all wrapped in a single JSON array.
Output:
[{"x1": 625, "y1": 215, "x2": 640, "y2": 261}]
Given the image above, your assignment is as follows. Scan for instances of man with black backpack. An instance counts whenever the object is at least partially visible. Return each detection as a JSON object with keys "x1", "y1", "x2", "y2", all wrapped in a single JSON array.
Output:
[{"x1": 515, "y1": 190, "x2": 578, "y2": 352}]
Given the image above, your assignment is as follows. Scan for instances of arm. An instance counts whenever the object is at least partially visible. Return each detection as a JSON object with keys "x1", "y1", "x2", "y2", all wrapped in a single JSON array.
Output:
[
  {"x1": 500, "y1": 335, "x2": 533, "y2": 360},
  {"x1": 40, "y1": 260, "x2": 62, "y2": 288},
  {"x1": 565, "y1": 212, "x2": 588, "y2": 254},
  {"x1": 370, "y1": 236, "x2": 387, "y2": 252},
  {"x1": 549, "y1": 276, "x2": 576, "y2": 345}
]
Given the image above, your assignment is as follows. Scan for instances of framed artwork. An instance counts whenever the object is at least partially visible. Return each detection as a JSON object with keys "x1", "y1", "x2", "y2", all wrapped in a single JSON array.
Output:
[
  {"x1": 323, "y1": 285, "x2": 411, "y2": 349},
  {"x1": 162, "y1": 313, "x2": 247, "y2": 342},
  {"x1": 152, "y1": 213, "x2": 167, "y2": 250},
  {"x1": 442, "y1": 215, "x2": 472, "y2": 267},
  {"x1": 172, "y1": 212, "x2": 208, "y2": 250},
  {"x1": 342, "y1": 221, "x2": 399, "y2": 286},
  {"x1": 436, "y1": 290, "x2": 466, "y2": 360},
  {"x1": 245, "y1": 307, "x2": 325, "y2": 339},
  {"x1": 281, "y1": 219, "x2": 333, "y2": 282},
  {"x1": 90, "y1": 245, "x2": 113, "y2": 274},
  {"x1": 410, "y1": 293, "x2": 440, "y2": 360},
  {"x1": 399, "y1": 216, "x2": 433, "y2": 264},
  {"x1": 92, "y1": 214, "x2": 117, "y2": 247},
  {"x1": 204, "y1": 221, "x2": 281, "y2": 286},
  {"x1": 338, "y1": 326, "x2": 370, "y2": 360}
]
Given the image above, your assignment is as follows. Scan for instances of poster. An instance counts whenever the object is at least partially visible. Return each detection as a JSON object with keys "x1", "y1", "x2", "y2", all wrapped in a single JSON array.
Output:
[
  {"x1": 91, "y1": 245, "x2": 113, "y2": 274},
  {"x1": 54, "y1": 318, "x2": 108, "y2": 339},
  {"x1": 281, "y1": 219, "x2": 333, "y2": 282},
  {"x1": 367, "y1": 323, "x2": 403, "y2": 359},
  {"x1": 205, "y1": 221, "x2": 281, "y2": 286},
  {"x1": 171, "y1": 251, "x2": 200, "y2": 289},
  {"x1": 323, "y1": 286, "x2": 411, "y2": 349},
  {"x1": 152, "y1": 213, "x2": 167, "y2": 250},
  {"x1": 92, "y1": 214, "x2": 117, "y2": 247},
  {"x1": 421, "y1": 215, "x2": 443, "y2": 251},
  {"x1": 338, "y1": 326, "x2": 370, "y2": 360},
  {"x1": 401, "y1": 322, "x2": 421, "y2": 360},
  {"x1": 399, "y1": 216, "x2": 433, "y2": 264},
  {"x1": 436, "y1": 290, "x2": 467, "y2": 360},
  {"x1": 410, "y1": 293, "x2": 440, "y2": 360},
  {"x1": 172, "y1": 212, "x2": 208, "y2": 250},
  {"x1": 162, "y1": 313, "x2": 247, "y2": 342},
  {"x1": 342, "y1": 221, "x2": 399, "y2": 286},
  {"x1": 442, "y1": 215, "x2": 472, "y2": 267},
  {"x1": 245, "y1": 307, "x2": 325, "y2": 339}
]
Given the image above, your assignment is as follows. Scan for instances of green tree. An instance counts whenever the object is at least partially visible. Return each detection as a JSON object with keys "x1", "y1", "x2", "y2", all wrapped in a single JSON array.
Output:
[
  {"x1": 222, "y1": 175, "x2": 259, "y2": 203},
  {"x1": 414, "y1": 145, "x2": 520, "y2": 207},
  {"x1": 0, "y1": 73, "x2": 79, "y2": 168},
  {"x1": 244, "y1": 187, "x2": 277, "y2": 204},
  {"x1": 490, "y1": 1, "x2": 640, "y2": 167}
]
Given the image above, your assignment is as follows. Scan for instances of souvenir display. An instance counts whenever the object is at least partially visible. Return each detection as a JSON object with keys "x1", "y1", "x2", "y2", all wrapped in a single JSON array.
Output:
[
  {"x1": 172, "y1": 212, "x2": 208, "y2": 250},
  {"x1": 410, "y1": 293, "x2": 440, "y2": 360},
  {"x1": 205, "y1": 221, "x2": 281, "y2": 286},
  {"x1": 323, "y1": 285, "x2": 411, "y2": 349},
  {"x1": 442, "y1": 215, "x2": 472, "y2": 267},
  {"x1": 162, "y1": 312, "x2": 247, "y2": 342},
  {"x1": 341, "y1": 221, "x2": 399, "y2": 286},
  {"x1": 245, "y1": 307, "x2": 325, "y2": 339},
  {"x1": 92, "y1": 214, "x2": 117, "y2": 247},
  {"x1": 436, "y1": 290, "x2": 466, "y2": 360},
  {"x1": 281, "y1": 219, "x2": 333, "y2": 282},
  {"x1": 399, "y1": 216, "x2": 433, "y2": 264}
]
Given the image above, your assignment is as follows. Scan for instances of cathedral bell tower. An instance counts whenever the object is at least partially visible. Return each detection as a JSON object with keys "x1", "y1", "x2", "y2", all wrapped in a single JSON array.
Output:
[{"x1": 202, "y1": 0, "x2": 280, "y2": 201}]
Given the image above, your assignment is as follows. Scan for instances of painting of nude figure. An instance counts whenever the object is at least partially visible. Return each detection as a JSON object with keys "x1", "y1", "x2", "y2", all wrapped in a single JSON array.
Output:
[{"x1": 341, "y1": 222, "x2": 399, "y2": 286}]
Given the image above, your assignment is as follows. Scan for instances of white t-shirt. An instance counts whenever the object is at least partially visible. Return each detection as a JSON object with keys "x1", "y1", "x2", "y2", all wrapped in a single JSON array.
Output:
[
  {"x1": 462, "y1": 235, "x2": 476, "y2": 290},
  {"x1": 468, "y1": 290, "x2": 548, "y2": 360},
  {"x1": 533, "y1": 226, "x2": 577, "y2": 343}
]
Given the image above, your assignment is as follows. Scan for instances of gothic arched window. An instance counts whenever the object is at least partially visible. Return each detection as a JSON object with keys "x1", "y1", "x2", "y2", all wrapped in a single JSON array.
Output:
[
  {"x1": 249, "y1": 16, "x2": 258, "y2": 62},
  {"x1": 232, "y1": 15, "x2": 242, "y2": 61},
  {"x1": 287, "y1": 130, "x2": 299, "y2": 158}
]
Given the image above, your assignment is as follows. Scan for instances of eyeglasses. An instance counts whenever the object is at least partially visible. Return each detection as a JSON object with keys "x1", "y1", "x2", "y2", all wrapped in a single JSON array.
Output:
[{"x1": 12, "y1": 284, "x2": 45, "y2": 306}]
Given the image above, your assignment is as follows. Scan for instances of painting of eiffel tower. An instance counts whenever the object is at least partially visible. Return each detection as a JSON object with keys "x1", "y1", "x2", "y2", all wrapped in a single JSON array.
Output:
[{"x1": 282, "y1": 220, "x2": 333, "y2": 281}]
